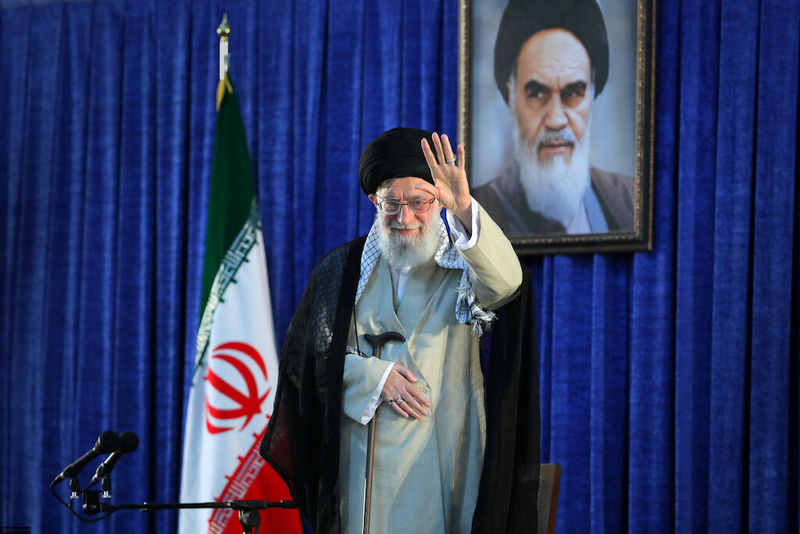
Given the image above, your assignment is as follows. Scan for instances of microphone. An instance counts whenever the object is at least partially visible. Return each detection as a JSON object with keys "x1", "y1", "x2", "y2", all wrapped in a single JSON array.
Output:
[
  {"x1": 52, "y1": 430, "x2": 120, "y2": 485},
  {"x1": 88, "y1": 431, "x2": 140, "y2": 488}
]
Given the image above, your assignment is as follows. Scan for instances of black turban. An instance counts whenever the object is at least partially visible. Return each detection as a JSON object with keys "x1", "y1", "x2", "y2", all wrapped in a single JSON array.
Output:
[
  {"x1": 358, "y1": 127, "x2": 436, "y2": 195},
  {"x1": 494, "y1": 0, "x2": 609, "y2": 103}
]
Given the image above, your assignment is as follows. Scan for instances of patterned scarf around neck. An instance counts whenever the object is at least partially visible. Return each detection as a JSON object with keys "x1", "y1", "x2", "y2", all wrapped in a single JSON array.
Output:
[{"x1": 355, "y1": 217, "x2": 495, "y2": 336}]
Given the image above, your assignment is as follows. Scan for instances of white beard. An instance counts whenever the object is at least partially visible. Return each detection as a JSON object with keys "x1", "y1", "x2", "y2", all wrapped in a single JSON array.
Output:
[
  {"x1": 375, "y1": 210, "x2": 441, "y2": 269},
  {"x1": 512, "y1": 118, "x2": 591, "y2": 229}
]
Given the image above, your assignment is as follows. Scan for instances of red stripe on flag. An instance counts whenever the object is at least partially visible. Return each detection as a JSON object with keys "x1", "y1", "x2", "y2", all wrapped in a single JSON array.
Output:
[{"x1": 210, "y1": 422, "x2": 301, "y2": 534}]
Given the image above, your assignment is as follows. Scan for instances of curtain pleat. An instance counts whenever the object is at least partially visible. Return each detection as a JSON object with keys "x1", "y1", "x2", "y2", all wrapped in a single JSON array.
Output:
[
  {"x1": 1, "y1": 0, "x2": 799, "y2": 532},
  {"x1": 673, "y1": 0, "x2": 719, "y2": 530},
  {"x1": 708, "y1": 0, "x2": 758, "y2": 530},
  {"x1": 110, "y1": 3, "x2": 157, "y2": 528},
  {"x1": 256, "y1": 1, "x2": 298, "y2": 341},
  {"x1": 748, "y1": 0, "x2": 799, "y2": 530},
  {"x1": 317, "y1": 0, "x2": 367, "y2": 253},
  {"x1": 588, "y1": 255, "x2": 629, "y2": 533},
  {"x1": 547, "y1": 256, "x2": 594, "y2": 524}
]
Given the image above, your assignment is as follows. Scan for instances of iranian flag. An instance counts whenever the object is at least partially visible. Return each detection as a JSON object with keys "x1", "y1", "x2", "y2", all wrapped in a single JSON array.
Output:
[{"x1": 178, "y1": 74, "x2": 300, "y2": 534}]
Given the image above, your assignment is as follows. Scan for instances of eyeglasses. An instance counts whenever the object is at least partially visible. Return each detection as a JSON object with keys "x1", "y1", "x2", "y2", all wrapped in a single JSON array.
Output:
[{"x1": 375, "y1": 196, "x2": 436, "y2": 215}]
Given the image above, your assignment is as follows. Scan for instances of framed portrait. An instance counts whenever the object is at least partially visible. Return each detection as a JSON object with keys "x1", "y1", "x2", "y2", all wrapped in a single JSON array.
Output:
[{"x1": 459, "y1": 0, "x2": 655, "y2": 254}]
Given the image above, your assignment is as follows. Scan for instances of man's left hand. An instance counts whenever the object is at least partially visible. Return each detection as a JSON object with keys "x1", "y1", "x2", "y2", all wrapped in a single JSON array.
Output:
[{"x1": 420, "y1": 133, "x2": 473, "y2": 233}]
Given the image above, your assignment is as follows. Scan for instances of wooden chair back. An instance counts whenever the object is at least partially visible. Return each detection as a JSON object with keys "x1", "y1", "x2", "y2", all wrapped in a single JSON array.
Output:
[{"x1": 537, "y1": 463, "x2": 561, "y2": 534}]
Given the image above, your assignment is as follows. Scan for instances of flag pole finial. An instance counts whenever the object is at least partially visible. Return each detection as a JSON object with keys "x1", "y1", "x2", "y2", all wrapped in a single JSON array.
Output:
[
  {"x1": 217, "y1": 13, "x2": 231, "y2": 80},
  {"x1": 216, "y1": 14, "x2": 233, "y2": 109},
  {"x1": 217, "y1": 13, "x2": 231, "y2": 41}
]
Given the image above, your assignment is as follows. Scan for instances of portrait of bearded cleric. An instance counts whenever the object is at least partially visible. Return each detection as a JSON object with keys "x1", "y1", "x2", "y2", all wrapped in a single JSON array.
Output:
[{"x1": 464, "y1": 0, "x2": 653, "y2": 252}]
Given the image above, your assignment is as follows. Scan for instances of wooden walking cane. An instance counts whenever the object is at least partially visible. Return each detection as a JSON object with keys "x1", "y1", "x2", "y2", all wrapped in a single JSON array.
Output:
[{"x1": 362, "y1": 331, "x2": 405, "y2": 534}]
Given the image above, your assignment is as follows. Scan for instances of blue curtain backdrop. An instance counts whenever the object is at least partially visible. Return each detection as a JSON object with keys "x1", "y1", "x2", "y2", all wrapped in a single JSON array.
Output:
[{"x1": 1, "y1": 0, "x2": 798, "y2": 532}]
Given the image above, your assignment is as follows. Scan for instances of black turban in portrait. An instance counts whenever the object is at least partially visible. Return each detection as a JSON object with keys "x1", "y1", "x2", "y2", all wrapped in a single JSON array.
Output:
[
  {"x1": 494, "y1": 0, "x2": 609, "y2": 103},
  {"x1": 358, "y1": 127, "x2": 436, "y2": 195}
]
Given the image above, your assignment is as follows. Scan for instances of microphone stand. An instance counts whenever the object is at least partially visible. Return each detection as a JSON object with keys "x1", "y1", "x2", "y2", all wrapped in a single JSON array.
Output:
[{"x1": 79, "y1": 490, "x2": 297, "y2": 534}]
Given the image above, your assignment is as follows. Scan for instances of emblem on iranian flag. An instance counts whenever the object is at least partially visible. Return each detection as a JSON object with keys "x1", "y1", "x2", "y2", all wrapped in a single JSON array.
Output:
[{"x1": 205, "y1": 341, "x2": 271, "y2": 435}]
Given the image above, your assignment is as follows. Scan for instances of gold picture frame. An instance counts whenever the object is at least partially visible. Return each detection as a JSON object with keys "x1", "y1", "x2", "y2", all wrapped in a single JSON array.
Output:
[{"x1": 459, "y1": 0, "x2": 655, "y2": 254}]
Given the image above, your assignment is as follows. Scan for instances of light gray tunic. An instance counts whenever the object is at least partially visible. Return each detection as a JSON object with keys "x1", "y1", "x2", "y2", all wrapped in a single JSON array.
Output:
[{"x1": 339, "y1": 211, "x2": 520, "y2": 534}]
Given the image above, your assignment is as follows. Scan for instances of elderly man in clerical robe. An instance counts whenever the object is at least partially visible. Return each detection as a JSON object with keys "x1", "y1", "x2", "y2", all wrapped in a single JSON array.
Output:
[{"x1": 261, "y1": 127, "x2": 540, "y2": 534}]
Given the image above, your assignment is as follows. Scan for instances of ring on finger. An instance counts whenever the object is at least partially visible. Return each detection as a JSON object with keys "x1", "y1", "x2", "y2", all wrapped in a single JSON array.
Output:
[
  {"x1": 445, "y1": 157, "x2": 456, "y2": 163},
  {"x1": 395, "y1": 397, "x2": 404, "y2": 404},
  {"x1": 387, "y1": 399, "x2": 394, "y2": 405}
]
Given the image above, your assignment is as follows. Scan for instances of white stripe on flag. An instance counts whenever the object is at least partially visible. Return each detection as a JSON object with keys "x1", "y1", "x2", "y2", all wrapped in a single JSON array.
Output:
[{"x1": 178, "y1": 228, "x2": 279, "y2": 534}]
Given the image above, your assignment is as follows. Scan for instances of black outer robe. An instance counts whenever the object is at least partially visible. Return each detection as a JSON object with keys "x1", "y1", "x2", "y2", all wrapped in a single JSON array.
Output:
[{"x1": 259, "y1": 235, "x2": 540, "y2": 533}]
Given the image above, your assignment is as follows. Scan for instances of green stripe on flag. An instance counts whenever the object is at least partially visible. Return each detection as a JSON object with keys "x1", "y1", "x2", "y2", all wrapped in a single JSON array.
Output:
[
  {"x1": 196, "y1": 74, "x2": 257, "y2": 369},
  {"x1": 201, "y1": 73, "x2": 256, "y2": 317}
]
